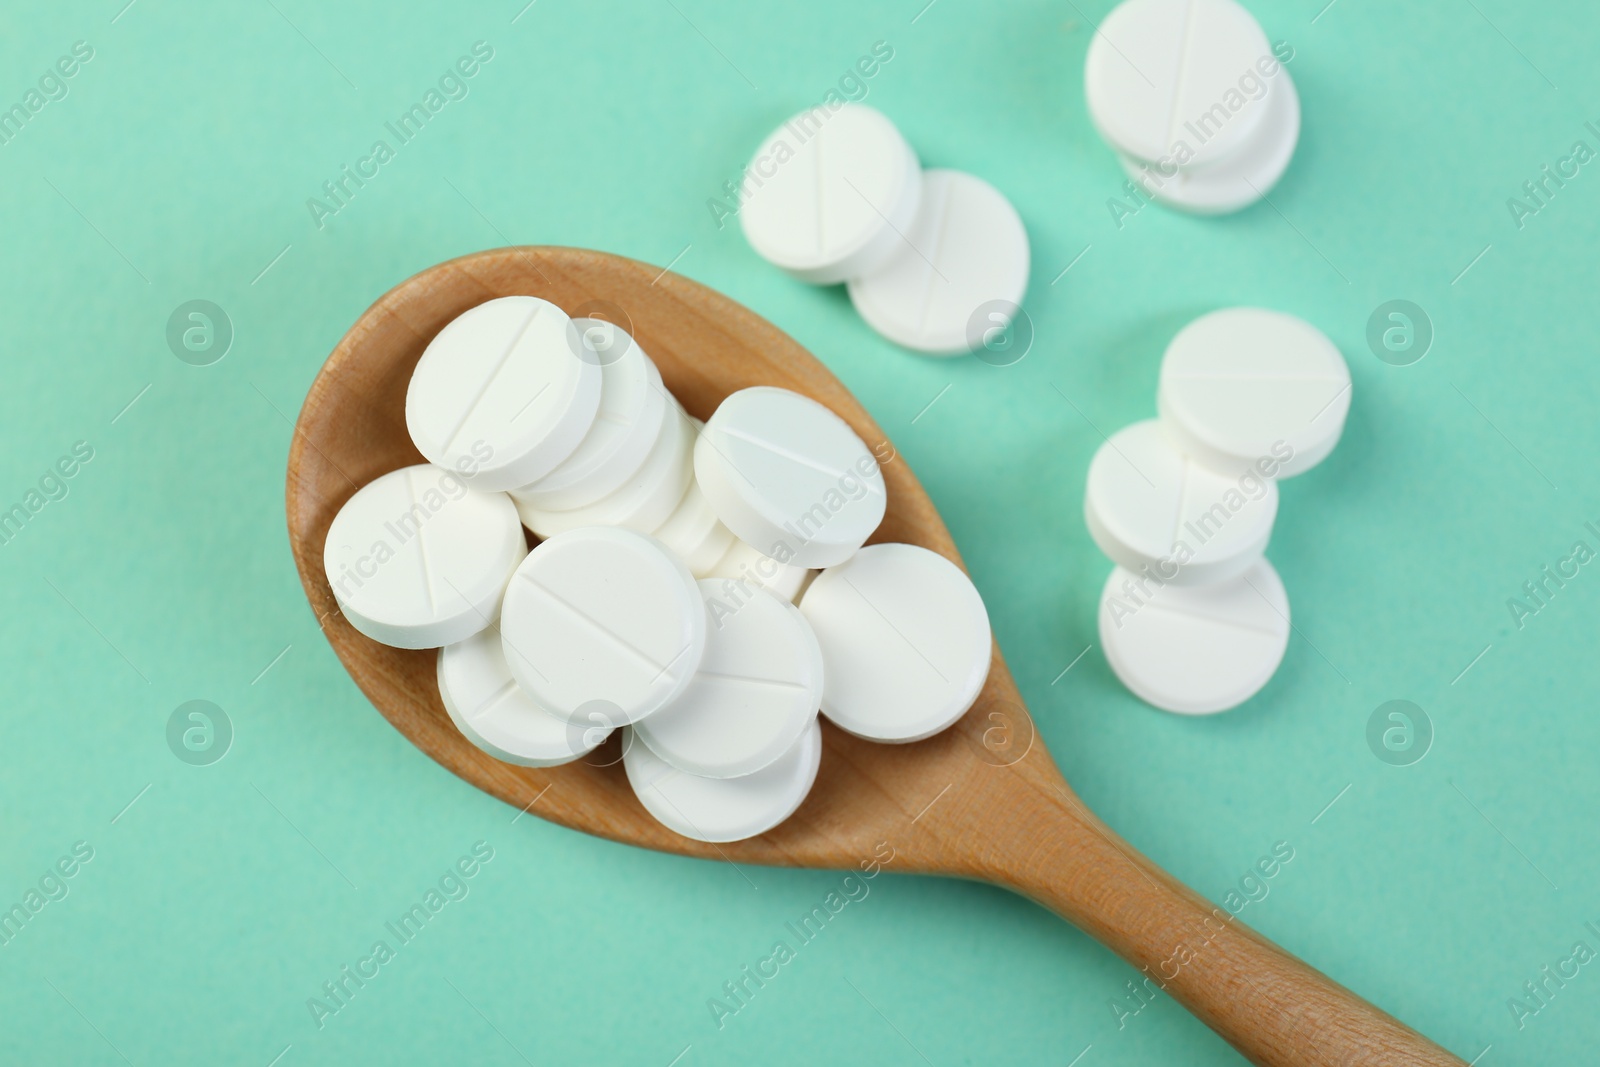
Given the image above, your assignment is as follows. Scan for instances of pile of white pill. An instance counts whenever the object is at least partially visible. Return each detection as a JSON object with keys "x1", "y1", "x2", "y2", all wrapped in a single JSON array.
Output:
[
  {"x1": 739, "y1": 103, "x2": 1030, "y2": 355},
  {"x1": 323, "y1": 295, "x2": 992, "y2": 841},
  {"x1": 1084, "y1": 0, "x2": 1299, "y2": 215},
  {"x1": 1084, "y1": 308, "x2": 1350, "y2": 714}
]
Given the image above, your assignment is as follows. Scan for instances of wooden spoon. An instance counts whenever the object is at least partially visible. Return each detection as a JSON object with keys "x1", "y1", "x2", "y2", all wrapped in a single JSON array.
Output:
[{"x1": 286, "y1": 246, "x2": 1462, "y2": 1066}]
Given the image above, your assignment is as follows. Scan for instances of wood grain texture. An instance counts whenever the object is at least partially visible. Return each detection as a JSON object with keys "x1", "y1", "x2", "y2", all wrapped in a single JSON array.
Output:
[{"x1": 286, "y1": 246, "x2": 1462, "y2": 1066}]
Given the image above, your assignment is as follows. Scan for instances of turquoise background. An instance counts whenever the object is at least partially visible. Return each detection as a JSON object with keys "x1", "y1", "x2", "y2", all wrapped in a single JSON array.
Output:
[{"x1": 1, "y1": 0, "x2": 1595, "y2": 1063}]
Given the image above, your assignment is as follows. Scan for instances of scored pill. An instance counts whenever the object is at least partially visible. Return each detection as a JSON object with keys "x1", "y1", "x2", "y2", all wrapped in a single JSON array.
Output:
[
  {"x1": 633, "y1": 582, "x2": 823, "y2": 779},
  {"x1": 1084, "y1": 419, "x2": 1278, "y2": 588},
  {"x1": 799, "y1": 543, "x2": 991, "y2": 743},
  {"x1": 437, "y1": 627, "x2": 611, "y2": 767},
  {"x1": 847, "y1": 169, "x2": 1030, "y2": 356},
  {"x1": 1086, "y1": 0, "x2": 1300, "y2": 213},
  {"x1": 694, "y1": 386, "x2": 886, "y2": 569},
  {"x1": 322, "y1": 464, "x2": 527, "y2": 649},
  {"x1": 739, "y1": 104, "x2": 923, "y2": 285},
  {"x1": 1084, "y1": 0, "x2": 1274, "y2": 171},
  {"x1": 1098, "y1": 557, "x2": 1290, "y2": 714},
  {"x1": 1158, "y1": 307, "x2": 1350, "y2": 479},
  {"x1": 498, "y1": 526, "x2": 707, "y2": 726},
  {"x1": 406, "y1": 296, "x2": 602, "y2": 491}
]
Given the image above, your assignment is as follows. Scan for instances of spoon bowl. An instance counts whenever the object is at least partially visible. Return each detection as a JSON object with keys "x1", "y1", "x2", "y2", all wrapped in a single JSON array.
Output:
[{"x1": 287, "y1": 246, "x2": 1462, "y2": 1066}]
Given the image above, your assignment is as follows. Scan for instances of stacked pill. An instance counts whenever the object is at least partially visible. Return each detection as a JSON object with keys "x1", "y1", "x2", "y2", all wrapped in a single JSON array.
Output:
[
  {"x1": 323, "y1": 295, "x2": 993, "y2": 841},
  {"x1": 1084, "y1": 0, "x2": 1300, "y2": 215},
  {"x1": 739, "y1": 103, "x2": 1030, "y2": 356},
  {"x1": 1085, "y1": 308, "x2": 1350, "y2": 714}
]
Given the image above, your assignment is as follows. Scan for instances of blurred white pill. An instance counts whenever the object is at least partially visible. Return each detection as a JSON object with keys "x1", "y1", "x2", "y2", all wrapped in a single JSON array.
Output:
[
  {"x1": 510, "y1": 319, "x2": 668, "y2": 511},
  {"x1": 406, "y1": 296, "x2": 601, "y2": 491},
  {"x1": 634, "y1": 582, "x2": 822, "y2": 779},
  {"x1": 1115, "y1": 72, "x2": 1299, "y2": 215},
  {"x1": 847, "y1": 169, "x2": 1030, "y2": 355},
  {"x1": 437, "y1": 628, "x2": 609, "y2": 767},
  {"x1": 499, "y1": 526, "x2": 706, "y2": 725},
  {"x1": 1084, "y1": 420, "x2": 1277, "y2": 588},
  {"x1": 624, "y1": 719, "x2": 822, "y2": 842},
  {"x1": 1085, "y1": 0, "x2": 1274, "y2": 171},
  {"x1": 1158, "y1": 307, "x2": 1350, "y2": 478},
  {"x1": 1086, "y1": 0, "x2": 1300, "y2": 213},
  {"x1": 1098, "y1": 557, "x2": 1289, "y2": 714},
  {"x1": 799, "y1": 543, "x2": 991, "y2": 743},
  {"x1": 740, "y1": 104, "x2": 922, "y2": 284},
  {"x1": 694, "y1": 387, "x2": 886, "y2": 569},
  {"x1": 323, "y1": 464, "x2": 526, "y2": 649}
]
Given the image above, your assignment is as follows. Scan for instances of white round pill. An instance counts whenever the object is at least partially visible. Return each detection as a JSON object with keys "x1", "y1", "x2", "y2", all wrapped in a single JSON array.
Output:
[
  {"x1": 1115, "y1": 70, "x2": 1300, "y2": 215},
  {"x1": 799, "y1": 543, "x2": 991, "y2": 743},
  {"x1": 509, "y1": 321, "x2": 668, "y2": 511},
  {"x1": 706, "y1": 538, "x2": 811, "y2": 603},
  {"x1": 694, "y1": 387, "x2": 886, "y2": 569},
  {"x1": 323, "y1": 464, "x2": 526, "y2": 649},
  {"x1": 1084, "y1": 420, "x2": 1277, "y2": 588},
  {"x1": 406, "y1": 296, "x2": 602, "y2": 491},
  {"x1": 437, "y1": 628, "x2": 609, "y2": 767},
  {"x1": 1098, "y1": 557, "x2": 1289, "y2": 714},
  {"x1": 1085, "y1": 0, "x2": 1275, "y2": 172},
  {"x1": 846, "y1": 169, "x2": 1030, "y2": 355},
  {"x1": 740, "y1": 104, "x2": 922, "y2": 284},
  {"x1": 652, "y1": 478, "x2": 736, "y2": 577},
  {"x1": 1158, "y1": 307, "x2": 1350, "y2": 479},
  {"x1": 514, "y1": 403, "x2": 694, "y2": 539},
  {"x1": 634, "y1": 583, "x2": 822, "y2": 779},
  {"x1": 624, "y1": 719, "x2": 822, "y2": 842},
  {"x1": 499, "y1": 526, "x2": 707, "y2": 725}
]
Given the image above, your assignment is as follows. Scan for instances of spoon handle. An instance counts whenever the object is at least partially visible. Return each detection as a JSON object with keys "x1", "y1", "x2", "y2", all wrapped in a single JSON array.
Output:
[{"x1": 984, "y1": 785, "x2": 1463, "y2": 1066}]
